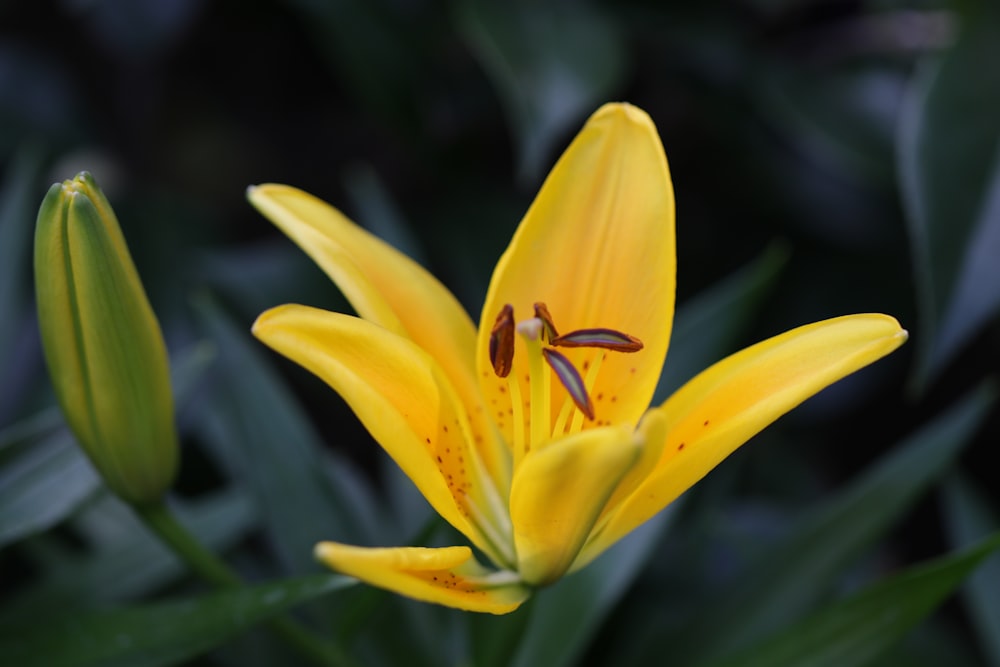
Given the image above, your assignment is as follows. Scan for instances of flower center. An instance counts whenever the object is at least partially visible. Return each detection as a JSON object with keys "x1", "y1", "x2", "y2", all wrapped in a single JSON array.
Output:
[{"x1": 488, "y1": 302, "x2": 642, "y2": 460}]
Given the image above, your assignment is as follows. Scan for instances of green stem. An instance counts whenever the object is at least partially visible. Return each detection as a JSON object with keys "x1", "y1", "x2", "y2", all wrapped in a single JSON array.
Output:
[{"x1": 136, "y1": 501, "x2": 354, "y2": 667}]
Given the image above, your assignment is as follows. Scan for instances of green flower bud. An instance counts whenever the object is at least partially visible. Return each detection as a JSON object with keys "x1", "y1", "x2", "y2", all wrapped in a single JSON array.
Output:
[{"x1": 34, "y1": 172, "x2": 178, "y2": 504}]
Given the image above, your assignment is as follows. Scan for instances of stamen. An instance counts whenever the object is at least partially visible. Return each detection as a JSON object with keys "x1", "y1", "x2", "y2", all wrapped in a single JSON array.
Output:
[
  {"x1": 507, "y1": 374, "x2": 525, "y2": 460},
  {"x1": 552, "y1": 328, "x2": 643, "y2": 352},
  {"x1": 533, "y1": 302, "x2": 559, "y2": 342},
  {"x1": 518, "y1": 318, "x2": 551, "y2": 451},
  {"x1": 542, "y1": 348, "x2": 594, "y2": 420},
  {"x1": 569, "y1": 350, "x2": 605, "y2": 433},
  {"x1": 489, "y1": 304, "x2": 515, "y2": 377}
]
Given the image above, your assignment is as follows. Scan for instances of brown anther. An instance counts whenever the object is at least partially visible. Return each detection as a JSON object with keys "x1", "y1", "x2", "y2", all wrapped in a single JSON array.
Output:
[
  {"x1": 533, "y1": 302, "x2": 559, "y2": 342},
  {"x1": 551, "y1": 327, "x2": 643, "y2": 352},
  {"x1": 542, "y1": 348, "x2": 595, "y2": 420},
  {"x1": 489, "y1": 304, "x2": 515, "y2": 377}
]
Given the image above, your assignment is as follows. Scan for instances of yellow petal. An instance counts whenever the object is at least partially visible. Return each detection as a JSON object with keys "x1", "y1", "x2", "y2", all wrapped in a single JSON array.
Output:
[
  {"x1": 477, "y1": 103, "x2": 676, "y2": 443},
  {"x1": 510, "y1": 423, "x2": 642, "y2": 585},
  {"x1": 581, "y1": 314, "x2": 908, "y2": 559},
  {"x1": 248, "y1": 185, "x2": 509, "y2": 486},
  {"x1": 569, "y1": 408, "x2": 669, "y2": 573},
  {"x1": 315, "y1": 542, "x2": 529, "y2": 614},
  {"x1": 253, "y1": 305, "x2": 513, "y2": 567}
]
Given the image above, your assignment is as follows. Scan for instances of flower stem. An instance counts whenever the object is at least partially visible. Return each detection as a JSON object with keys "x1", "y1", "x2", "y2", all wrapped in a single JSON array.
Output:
[{"x1": 135, "y1": 501, "x2": 354, "y2": 667}]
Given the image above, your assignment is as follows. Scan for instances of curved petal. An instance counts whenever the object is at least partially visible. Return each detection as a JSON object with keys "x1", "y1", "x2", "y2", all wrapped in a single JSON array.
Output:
[
  {"x1": 248, "y1": 185, "x2": 510, "y2": 484},
  {"x1": 476, "y1": 103, "x2": 676, "y2": 444},
  {"x1": 253, "y1": 305, "x2": 512, "y2": 567},
  {"x1": 315, "y1": 542, "x2": 529, "y2": 614},
  {"x1": 510, "y1": 423, "x2": 642, "y2": 585},
  {"x1": 578, "y1": 314, "x2": 908, "y2": 561},
  {"x1": 569, "y1": 407, "x2": 669, "y2": 574}
]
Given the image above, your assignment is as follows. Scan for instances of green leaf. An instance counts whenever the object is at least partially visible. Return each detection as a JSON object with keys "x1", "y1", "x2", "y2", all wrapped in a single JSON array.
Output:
[
  {"x1": 661, "y1": 381, "x2": 996, "y2": 666},
  {"x1": 1, "y1": 489, "x2": 256, "y2": 620},
  {"x1": 192, "y1": 295, "x2": 379, "y2": 575},
  {"x1": 0, "y1": 343, "x2": 217, "y2": 548},
  {"x1": 706, "y1": 533, "x2": 1000, "y2": 667},
  {"x1": 942, "y1": 474, "x2": 1000, "y2": 666},
  {"x1": 342, "y1": 164, "x2": 427, "y2": 266},
  {"x1": 0, "y1": 430, "x2": 99, "y2": 547},
  {"x1": 509, "y1": 508, "x2": 679, "y2": 667},
  {"x1": 0, "y1": 573, "x2": 353, "y2": 667},
  {"x1": 457, "y1": 0, "x2": 626, "y2": 183},
  {"x1": 898, "y1": 0, "x2": 1000, "y2": 388},
  {"x1": 655, "y1": 241, "x2": 788, "y2": 401}
]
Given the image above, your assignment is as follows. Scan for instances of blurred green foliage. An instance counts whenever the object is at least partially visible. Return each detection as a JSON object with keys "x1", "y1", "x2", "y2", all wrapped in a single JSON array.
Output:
[{"x1": 1, "y1": 0, "x2": 998, "y2": 665}]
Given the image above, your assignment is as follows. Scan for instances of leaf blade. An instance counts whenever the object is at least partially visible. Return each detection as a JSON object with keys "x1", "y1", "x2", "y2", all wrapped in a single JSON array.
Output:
[
  {"x1": 706, "y1": 533, "x2": 1000, "y2": 667},
  {"x1": 0, "y1": 573, "x2": 353, "y2": 667}
]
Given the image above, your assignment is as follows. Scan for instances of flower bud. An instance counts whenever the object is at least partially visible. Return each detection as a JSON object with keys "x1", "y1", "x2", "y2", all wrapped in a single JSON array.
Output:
[{"x1": 34, "y1": 172, "x2": 178, "y2": 504}]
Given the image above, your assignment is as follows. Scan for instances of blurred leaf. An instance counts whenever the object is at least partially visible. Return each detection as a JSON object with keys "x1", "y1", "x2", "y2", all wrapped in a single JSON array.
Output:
[
  {"x1": 898, "y1": 0, "x2": 1000, "y2": 388},
  {"x1": 342, "y1": 164, "x2": 427, "y2": 265},
  {"x1": 507, "y1": 507, "x2": 679, "y2": 667},
  {"x1": 933, "y1": 161, "x2": 1000, "y2": 376},
  {"x1": 0, "y1": 430, "x2": 99, "y2": 548},
  {"x1": 942, "y1": 474, "x2": 1000, "y2": 666},
  {"x1": 0, "y1": 144, "x2": 43, "y2": 419},
  {"x1": 0, "y1": 572, "x2": 353, "y2": 667},
  {"x1": 655, "y1": 242, "x2": 788, "y2": 401},
  {"x1": 706, "y1": 532, "x2": 1000, "y2": 667},
  {"x1": 458, "y1": 0, "x2": 626, "y2": 183},
  {"x1": 0, "y1": 342, "x2": 217, "y2": 548},
  {"x1": 660, "y1": 381, "x2": 996, "y2": 666},
  {"x1": 0, "y1": 408, "x2": 63, "y2": 464},
  {"x1": 1, "y1": 489, "x2": 256, "y2": 620},
  {"x1": 193, "y1": 295, "x2": 378, "y2": 575},
  {"x1": 755, "y1": 63, "x2": 903, "y2": 190}
]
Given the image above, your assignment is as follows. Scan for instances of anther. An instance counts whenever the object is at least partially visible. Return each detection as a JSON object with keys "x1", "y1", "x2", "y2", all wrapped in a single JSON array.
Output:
[
  {"x1": 489, "y1": 304, "x2": 515, "y2": 377},
  {"x1": 542, "y1": 348, "x2": 595, "y2": 420},
  {"x1": 551, "y1": 328, "x2": 643, "y2": 352},
  {"x1": 533, "y1": 302, "x2": 559, "y2": 342}
]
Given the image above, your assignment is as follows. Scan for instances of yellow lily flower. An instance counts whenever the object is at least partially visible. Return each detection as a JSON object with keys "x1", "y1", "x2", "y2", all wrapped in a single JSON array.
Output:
[{"x1": 249, "y1": 103, "x2": 907, "y2": 614}]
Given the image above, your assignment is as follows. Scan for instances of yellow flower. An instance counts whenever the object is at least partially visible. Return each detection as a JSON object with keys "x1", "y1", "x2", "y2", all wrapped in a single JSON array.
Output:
[{"x1": 249, "y1": 103, "x2": 907, "y2": 614}]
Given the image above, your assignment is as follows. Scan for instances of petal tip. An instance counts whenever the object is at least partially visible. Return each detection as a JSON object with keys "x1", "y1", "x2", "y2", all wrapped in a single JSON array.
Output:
[
  {"x1": 250, "y1": 304, "x2": 296, "y2": 339},
  {"x1": 313, "y1": 540, "x2": 337, "y2": 564},
  {"x1": 592, "y1": 101, "x2": 654, "y2": 130}
]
